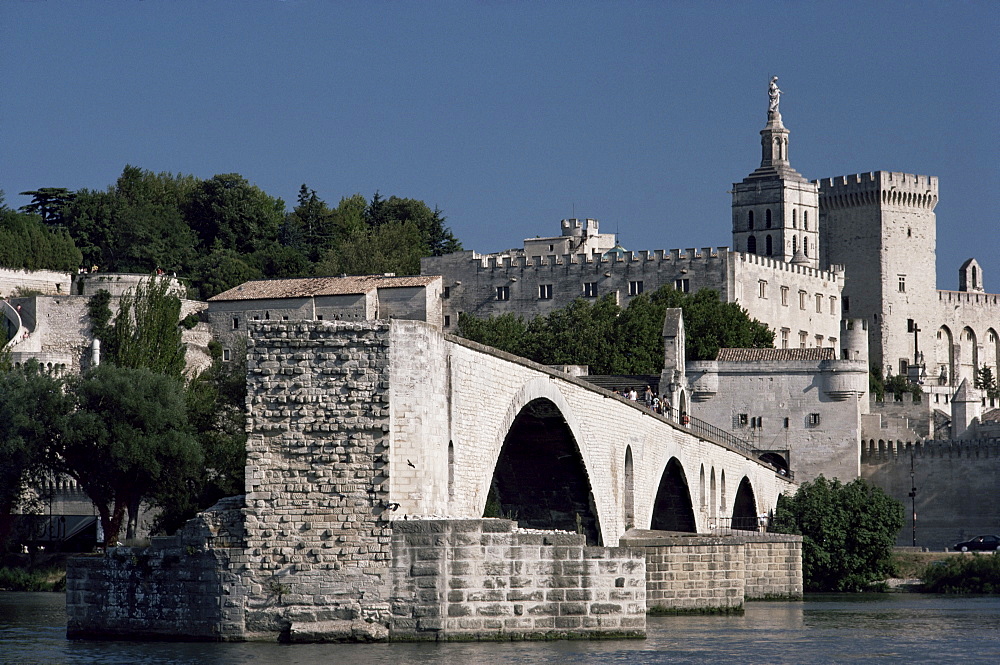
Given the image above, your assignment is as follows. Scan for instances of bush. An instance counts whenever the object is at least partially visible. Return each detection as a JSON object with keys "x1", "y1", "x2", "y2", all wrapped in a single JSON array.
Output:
[
  {"x1": 771, "y1": 476, "x2": 904, "y2": 592},
  {"x1": 921, "y1": 553, "x2": 1000, "y2": 594},
  {"x1": 0, "y1": 566, "x2": 66, "y2": 592}
]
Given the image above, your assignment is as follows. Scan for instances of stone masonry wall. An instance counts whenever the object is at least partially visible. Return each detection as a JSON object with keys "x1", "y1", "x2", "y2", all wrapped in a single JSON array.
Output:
[
  {"x1": 389, "y1": 519, "x2": 646, "y2": 640},
  {"x1": 620, "y1": 532, "x2": 802, "y2": 612}
]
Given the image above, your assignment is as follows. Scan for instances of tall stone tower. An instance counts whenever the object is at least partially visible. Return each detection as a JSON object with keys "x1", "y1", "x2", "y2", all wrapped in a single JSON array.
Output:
[
  {"x1": 816, "y1": 172, "x2": 939, "y2": 377},
  {"x1": 732, "y1": 77, "x2": 820, "y2": 269}
]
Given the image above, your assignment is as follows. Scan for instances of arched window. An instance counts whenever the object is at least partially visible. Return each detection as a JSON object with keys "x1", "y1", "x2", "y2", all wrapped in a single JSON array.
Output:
[
  {"x1": 747, "y1": 235, "x2": 757, "y2": 254},
  {"x1": 792, "y1": 209, "x2": 797, "y2": 228},
  {"x1": 748, "y1": 210, "x2": 754, "y2": 230},
  {"x1": 792, "y1": 235, "x2": 797, "y2": 253},
  {"x1": 803, "y1": 210, "x2": 809, "y2": 230},
  {"x1": 765, "y1": 209, "x2": 772, "y2": 229},
  {"x1": 765, "y1": 235, "x2": 773, "y2": 256},
  {"x1": 803, "y1": 236, "x2": 808, "y2": 257}
]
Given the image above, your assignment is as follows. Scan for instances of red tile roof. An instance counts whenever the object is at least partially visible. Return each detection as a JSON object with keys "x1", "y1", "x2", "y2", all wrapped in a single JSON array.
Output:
[
  {"x1": 208, "y1": 275, "x2": 438, "y2": 302},
  {"x1": 715, "y1": 347, "x2": 837, "y2": 362}
]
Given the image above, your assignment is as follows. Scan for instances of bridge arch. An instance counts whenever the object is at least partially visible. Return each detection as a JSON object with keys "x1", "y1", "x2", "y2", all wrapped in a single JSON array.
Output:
[
  {"x1": 650, "y1": 457, "x2": 696, "y2": 533},
  {"x1": 483, "y1": 378, "x2": 604, "y2": 545},
  {"x1": 731, "y1": 477, "x2": 758, "y2": 531}
]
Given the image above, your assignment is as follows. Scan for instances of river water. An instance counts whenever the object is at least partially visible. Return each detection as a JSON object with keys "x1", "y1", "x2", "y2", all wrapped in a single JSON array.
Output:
[{"x1": 2, "y1": 592, "x2": 1000, "y2": 664}]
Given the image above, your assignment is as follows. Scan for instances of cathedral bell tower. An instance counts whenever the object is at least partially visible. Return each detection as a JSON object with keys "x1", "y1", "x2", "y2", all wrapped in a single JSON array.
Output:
[{"x1": 732, "y1": 77, "x2": 820, "y2": 269}]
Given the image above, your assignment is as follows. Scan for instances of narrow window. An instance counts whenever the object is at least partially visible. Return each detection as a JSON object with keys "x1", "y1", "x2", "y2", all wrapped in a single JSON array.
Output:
[
  {"x1": 629, "y1": 281, "x2": 644, "y2": 296},
  {"x1": 781, "y1": 328, "x2": 789, "y2": 348},
  {"x1": 843, "y1": 296, "x2": 850, "y2": 313},
  {"x1": 747, "y1": 235, "x2": 757, "y2": 254},
  {"x1": 583, "y1": 282, "x2": 597, "y2": 297},
  {"x1": 808, "y1": 413, "x2": 821, "y2": 426},
  {"x1": 829, "y1": 297, "x2": 837, "y2": 315},
  {"x1": 898, "y1": 275, "x2": 906, "y2": 292},
  {"x1": 748, "y1": 210, "x2": 755, "y2": 230},
  {"x1": 765, "y1": 235, "x2": 773, "y2": 256},
  {"x1": 792, "y1": 209, "x2": 797, "y2": 228},
  {"x1": 799, "y1": 331, "x2": 808, "y2": 348},
  {"x1": 223, "y1": 348, "x2": 231, "y2": 362},
  {"x1": 803, "y1": 210, "x2": 808, "y2": 230},
  {"x1": 816, "y1": 294, "x2": 823, "y2": 313},
  {"x1": 538, "y1": 284, "x2": 553, "y2": 299},
  {"x1": 803, "y1": 236, "x2": 808, "y2": 257},
  {"x1": 674, "y1": 278, "x2": 690, "y2": 293},
  {"x1": 816, "y1": 334, "x2": 824, "y2": 347},
  {"x1": 442, "y1": 286, "x2": 450, "y2": 299},
  {"x1": 547, "y1": 244, "x2": 554, "y2": 251},
  {"x1": 781, "y1": 286, "x2": 789, "y2": 306},
  {"x1": 317, "y1": 315, "x2": 323, "y2": 321},
  {"x1": 792, "y1": 235, "x2": 797, "y2": 254},
  {"x1": 758, "y1": 280, "x2": 767, "y2": 299},
  {"x1": 783, "y1": 417, "x2": 790, "y2": 428},
  {"x1": 765, "y1": 208, "x2": 772, "y2": 228},
  {"x1": 232, "y1": 317, "x2": 240, "y2": 330},
  {"x1": 495, "y1": 286, "x2": 509, "y2": 301},
  {"x1": 799, "y1": 291, "x2": 807, "y2": 310},
  {"x1": 444, "y1": 315, "x2": 451, "y2": 327}
]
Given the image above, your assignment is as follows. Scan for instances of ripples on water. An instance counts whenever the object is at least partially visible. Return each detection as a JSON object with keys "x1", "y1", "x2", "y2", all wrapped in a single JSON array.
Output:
[{"x1": 3, "y1": 592, "x2": 1000, "y2": 664}]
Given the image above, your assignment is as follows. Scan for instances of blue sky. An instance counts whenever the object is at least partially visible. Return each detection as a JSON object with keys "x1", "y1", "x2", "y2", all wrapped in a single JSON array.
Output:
[{"x1": 3, "y1": 1, "x2": 997, "y2": 290}]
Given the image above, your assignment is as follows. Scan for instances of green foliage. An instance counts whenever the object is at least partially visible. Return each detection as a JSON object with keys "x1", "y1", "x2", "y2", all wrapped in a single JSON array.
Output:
[
  {"x1": 86, "y1": 290, "x2": 113, "y2": 341},
  {"x1": 104, "y1": 277, "x2": 186, "y2": 378},
  {"x1": 189, "y1": 248, "x2": 263, "y2": 300},
  {"x1": 975, "y1": 366, "x2": 999, "y2": 401},
  {"x1": 184, "y1": 173, "x2": 286, "y2": 255},
  {"x1": 0, "y1": 362, "x2": 71, "y2": 550},
  {"x1": 921, "y1": 552, "x2": 1000, "y2": 594},
  {"x1": 18, "y1": 187, "x2": 75, "y2": 225},
  {"x1": 53, "y1": 364, "x2": 203, "y2": 546},
  {"x1": 0, "y1": 207, "x2": 82, "y2": 271},
  {"x1": 154, "y1": 345, "x2": 248, "y2": 535},
  {"x1": 457, "y1": 286, "x2": 773, "y2": 374},
  {"x1": 317, "y1": 220, "x2": 426, "y2": 276},
  {"x1": 870, "y1": 365, "x2": 922, "y2": 402},
  {"x1": 0, "y1": 566, "x2": 66, "y2": 592},
  {"x1": 771, "y1": 476, "x2": 904, "y2": 592}
]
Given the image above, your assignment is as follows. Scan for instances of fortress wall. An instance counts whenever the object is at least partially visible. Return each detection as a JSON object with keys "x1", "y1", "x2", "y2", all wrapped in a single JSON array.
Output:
[
  {"x1": 0, "y1": 267, "x2": 71, "y2": 297},
  {"x1": 861, "y1": 439, "x2": 1000, "y2": 550}
]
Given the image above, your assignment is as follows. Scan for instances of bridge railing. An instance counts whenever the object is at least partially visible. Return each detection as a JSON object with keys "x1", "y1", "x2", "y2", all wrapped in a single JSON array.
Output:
[{"x1": 643, "y1": 404, "x2": 793, "y2": 480}]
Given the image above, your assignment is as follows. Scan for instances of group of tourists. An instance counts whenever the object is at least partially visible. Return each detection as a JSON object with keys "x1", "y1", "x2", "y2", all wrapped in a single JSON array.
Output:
[{"x1": 610, "y1": 384, "x2": 688, "y2": 425}]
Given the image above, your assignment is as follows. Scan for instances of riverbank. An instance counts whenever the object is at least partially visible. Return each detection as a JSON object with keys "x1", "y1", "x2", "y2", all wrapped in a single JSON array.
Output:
[{"x1": 0, "y1": 553, "x2": 69, "y2": 591}]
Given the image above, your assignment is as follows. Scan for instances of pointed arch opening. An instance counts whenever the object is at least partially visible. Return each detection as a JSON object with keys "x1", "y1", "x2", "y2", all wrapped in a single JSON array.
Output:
[
  {"x1": 650, "y1": 458, "x2": 696, "y2": 533},
  {"x1": 936, "y1": 326, "x2": 955, "y2": 386},
  {"x1": 732, "y1": 477, "x2": 758, "y2": 531},
  {"x1": 747, "y1": 235, "x2": 757, "y2": 254},
  {"x1": 765, "y1": 235, "x2": 773, "y2": 256},
  {"x1": 486, "y1": 397, "x2": 601, "y2": 544}
]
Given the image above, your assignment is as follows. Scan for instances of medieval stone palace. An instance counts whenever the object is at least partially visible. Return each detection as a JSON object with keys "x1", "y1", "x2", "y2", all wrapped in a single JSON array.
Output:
[{"x1": 422, "y1": 78, "x2": 998, "y2": 401}]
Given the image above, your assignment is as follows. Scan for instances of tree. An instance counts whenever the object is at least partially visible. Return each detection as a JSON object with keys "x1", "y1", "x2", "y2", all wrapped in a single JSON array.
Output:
[
  {"x1": 770, "y1": 476, "x2": 904, "y2": 591},
  {"x1": 316, "y1": 220, "x2": 427, "y2": 276},
  {"x1": 188, "y1": 248, "x2": 262, "y2": 300},
  {"x1": 53, "y1": 365, "x2": 202, "y2": 546},
  {"x1": 0, "y1": 362, "x2": 71, "y2": 550},
  {"x1": 975, "y1": 366, "x2": 999, "y2": 401},
  {"x1": 457, "y1": 286, "x2": 774, "y2": 374},
  {"x1": 0, "y1": 207, "x2": 82, "y2": 271},
  {"x1": 18, "y1": 187, "x2": 75, "y2": 226},
  {"x1": 101, "y1": 277, "x2": 186, "y2": 378},
  {"x1": 184, "y1": 173, "x2": 285, "y2": 255},
  {"x1": 155, "y1": 342, "x2": 247, "y2": 535}
]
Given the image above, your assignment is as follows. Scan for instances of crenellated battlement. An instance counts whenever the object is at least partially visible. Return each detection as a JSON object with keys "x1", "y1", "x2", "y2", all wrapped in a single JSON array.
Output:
[
  {"x1": 815, "y1": 171, "x2": 938, "y2": 210},
  {"x1": 862, "y1": 438, "x2": 1000, "y2": 462},
  {"x1": 937, "y1": 289, "x2": 1000, "y2": 307},
  {"x1": 473, "y1": 246, "x2": 729, "y2": 270},
  {"x1": 738, "y1": 251, "x2": 842, "y2": 283}
]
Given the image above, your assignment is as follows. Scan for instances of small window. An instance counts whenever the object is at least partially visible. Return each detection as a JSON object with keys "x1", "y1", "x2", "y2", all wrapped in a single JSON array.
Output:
[
  {"x1": 780, "y1": 328, "x2": 789, "y2": 349},
  {"x1": 583, "y1": 282, "x2": 598, "y2": 298},
  {"x1": 496, "y1": 286, "x2": 509, "y2": 301},
  {"x1": 898, "y1": 275, "x2": 906, "y2": 292},
  {"x1": 629, "y1": 281, "x2": 644, "y2": 296},
  {"x1": 799, "y1": 291, "x2": 807, "y2": 310},
  {"x1": 748, "y1": 210, "x2": 755, "y2": 230},
  {"x1": 783, "y1": 417, "x2": 790, "y2": 428},
  {"x1": 843, "y1": 296, "x2": 850, "y2": 313},
  {"x1": 548, "y1": 244, "x2": 554, "y2": 252},
  {"x1": 816, "y1": 334, "x2": 824, "y2": 347},
  {"x1": 674, "y1": 279, "x2": 690, "y2": 293},
  {"x1": 442, "y1": 286, "x2": 451, "y2": 299},
  {"x1": 799, "y1": 331, "x2": 808, "y2": 348},
  {"x1": 900, "y1": 359, "x2": 908, "y2": 376},
  {"x1": 808, "y1": 413, "x2": 821, "y2": 426},
  {"x1": 538, "y1": 284, "x2": 553, "y2": 300},
  {"x1": 317, "y1": 315, "x2": 323, "y2": 321},
  {"x1": 282, "y1": 315, "x2": 288, "y2": 320},
  {"x1": 765, "y1": 235, "x2": 773, "y2": 256},
  {"x1": 758, "y1": 280, "x2": 767, "y2": 299},
  {"x1": 222, "y1": 348, "x2": 231, "y2": 362},
  {"x1": 803, "y1": 236, "x2": 808, "y2": 257},
  {"x1": 265, "y1": 311, "x2": 270, "y2": 320},
  {"x1": 781, "y1": 286, "x2": 789, "y2": 306},
  {"x1": 232, "y1": 317, "x2": 240, "y2": 330},
  {"x1": 765, "y1": 208, "x2": 772, "y2": 228},
  {"x1": 737, "y1": 413, "x2": 749, "y2": 427},
  {"x1": 792, "y1": 209, "x2": 797, "y2": 228},
  {"x1": 747, "y1": 235, "x2": 757, "y2": 254},
  {"x1": 444, "y1": 315, "x2": 451, "y2": 327},
  {"x1": 816, "y1": 294, "x2": 823, "y2": 313},
  {"x1": 829, "y1": 297, "x2": 837, "y2": 315},
  {"x1": 803, "y1": 210, "x2": 808, "y2": 230}
]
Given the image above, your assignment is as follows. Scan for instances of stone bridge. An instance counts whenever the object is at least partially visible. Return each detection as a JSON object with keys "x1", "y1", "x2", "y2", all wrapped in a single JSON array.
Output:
[
  {"x1": 249, "y1": 319, "x2": 794, "y2": 547},
  {"x1": 67, "y1": 319, "x2": 799, "y2": 642}
]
